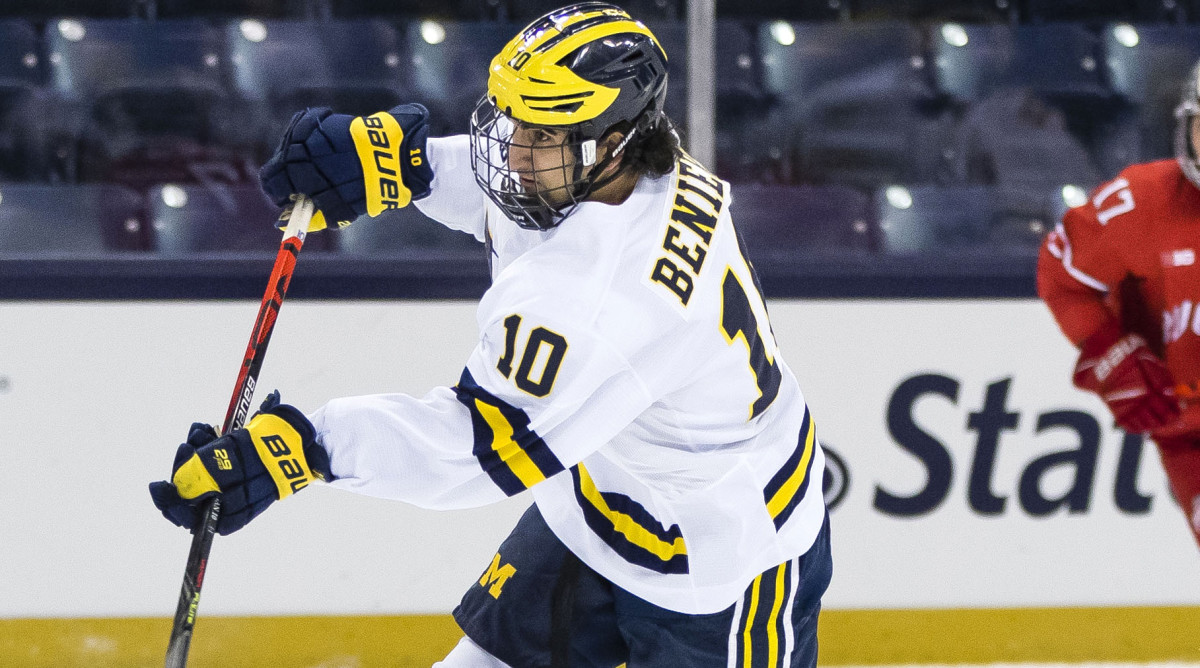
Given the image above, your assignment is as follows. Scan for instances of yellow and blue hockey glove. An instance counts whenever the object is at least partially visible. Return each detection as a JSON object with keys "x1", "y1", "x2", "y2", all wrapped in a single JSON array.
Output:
[
  {"x1": 148, "y1": 391, "x2": 333, "y2": 535},
  {"x1": 259, "y1": 104, "x2": 434, "y2": 232}
]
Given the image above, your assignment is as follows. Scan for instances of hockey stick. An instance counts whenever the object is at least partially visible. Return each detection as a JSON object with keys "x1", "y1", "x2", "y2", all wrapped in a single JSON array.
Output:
[{"x1": 163, "y1": 194, "x2": 315, "y2": 668}]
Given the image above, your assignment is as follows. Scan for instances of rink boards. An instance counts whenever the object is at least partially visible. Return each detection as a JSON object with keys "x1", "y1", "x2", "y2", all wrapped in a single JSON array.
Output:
[{"x1": 2, "y1": 299, "x2": 1199, "y2": 664}]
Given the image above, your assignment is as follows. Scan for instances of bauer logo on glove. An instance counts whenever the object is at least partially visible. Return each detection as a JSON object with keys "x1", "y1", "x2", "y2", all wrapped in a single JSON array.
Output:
[
  {"x1": 149, "y1": 391, "x2": 334, "y2": 535},
  {"x1": 352, "y1": 112, "x2": 417, "y2": 215},
  {"x1": 1073, "y1": 322, "x2": 1182, "y2": 434},
  {"x1": 259, "y1": 104, "x2": 435, "y2": 232}
]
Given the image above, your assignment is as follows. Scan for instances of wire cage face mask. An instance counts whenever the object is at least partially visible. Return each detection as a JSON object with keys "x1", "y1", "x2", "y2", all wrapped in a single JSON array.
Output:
[
  {"x1": 1177, "y1": 63, "x2": 1200, "y2": 190},
  {"x1": 469, "y1": 96, "x2": 600, "y2": 231}
]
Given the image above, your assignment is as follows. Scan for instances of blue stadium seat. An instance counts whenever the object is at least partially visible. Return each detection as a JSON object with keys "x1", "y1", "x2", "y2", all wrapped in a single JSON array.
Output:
[
  {"x1": 46, "y1": 19, "x2": 226, "y2": 101},
  {"x1": 930, "y1": 23, "x2": 1109, "y2": 103},
  {"x1": 1103, "y1": 23, "x2": 1200, "y2": 160},
  {"x1": 0, "y1": 21, "x2": 45, "y2": 180},
  {"x1": 226, "y1": 19, "x2": 407, "y2": 153},
  {"x1": 717, "y1": 0, "x2": 849, "y2": 20},
  {"x1": 335, "y1": 206, "x2": 481, "y2": 255},
  {"x1": 148, "y1": 183, "x2": 313, "y2": 254},
  {"x1": 157, "y1": 0, "x2": 315, "y2": 18},
  {"x1": 1021, "y1": 0, "x2": 1184, "y2": 23},
  {"x1": 0, "y1": 183, "x2": 145, "y2": 253},
  {"x1": 716, "y1": 110, "x2": 794, "y2": 183},
  {"x1": 929, "y1": 24, "x2": 1013, "y2": 103},
  {"x1": 759, "y1": 21, "x2": 928, "y2": 106},
  {"x1": 948, "y1": 86, "x2": 1103, "y2": 187},
  {"x1": 876, "y1": 183, "x2": 1076, "y2": 252},
  {"x1": 1105, "y1": 24, "x2": 1200, "y2": 104},
  {"x1": 703, "y1": 18, "x2": 784, "y2": 181},
  {"x1": 228, "y1": 19, "x2": 403, "y2": 106},
  {"x1": 0, "y1": 21, "x2": 41, "y2": 94},
  {"x1": 876, "y1": 185, "x2": 992, "y2": 252},
  {"x1": 989, "y1": 183, "x2": 1081, "y2": 248},
  {"x1": 732, "y1": 183, "x2": 876, "y2": 256},
  {"x1": 510, "y1": 0, "x2": 683, "y2": 21},
  {"x1": 0, "y1": 1, "x2": 141, "y2": 19},
  {"x1": 331, "y1": 0, "x2": 511, "y2": 21},
  {"x1": 853, "y1": 0, "x2": 1013, "y2": 21},
  {"x1": 1016, "y1": 25, "x2": 1113, "y2": 100},
  {"x1": 648, "y1": 20, "x2": 765, "y2": 130},
  {"x1": 403, "y1": 20, "x2": 518, "y2": 135},
  {"x1": 758, "y1": 21, "x2": 947, "y2": 187},
  {"x1": 790, "y1": 106, "x2": 959, "y2": 187},
  {"x1": 643, "y1": 20, "x2": 688, "y2": 125},
  {"x1": 44, "y1": 19, "x2": 236, "y2": 182}
]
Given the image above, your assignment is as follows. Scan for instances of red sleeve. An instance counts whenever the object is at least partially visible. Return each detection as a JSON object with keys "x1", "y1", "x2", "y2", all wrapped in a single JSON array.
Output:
[{"x1": 1037, "y1": 174, "x2": 1138, "y2": 346}]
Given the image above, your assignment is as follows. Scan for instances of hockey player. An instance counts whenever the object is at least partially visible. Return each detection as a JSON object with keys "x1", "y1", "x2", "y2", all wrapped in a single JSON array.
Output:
[
  {"x1": 1039, "y1": 60, "x2": 1200, "y2": 548},
  {"x1": 150, "y1": 4, "x2": 832, "y2": 666}
]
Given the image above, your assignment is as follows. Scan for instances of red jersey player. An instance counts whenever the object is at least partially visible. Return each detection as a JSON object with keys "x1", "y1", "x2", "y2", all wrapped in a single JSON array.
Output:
[{"x1": 1039, "y1": 60, "x2": 1200, "y2": 546}]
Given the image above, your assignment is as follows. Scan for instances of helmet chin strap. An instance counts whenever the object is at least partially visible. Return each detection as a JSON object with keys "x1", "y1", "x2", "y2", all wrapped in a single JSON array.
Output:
[
  {"x1": 570, "y1": 111, "x2": 658, "y2": 203},
  {"x1": 584, "y1": 127, "x2": 638, "y2": 193},
  {"x1": 498, "y1": 107, "x2": 664, "y2": 229}
]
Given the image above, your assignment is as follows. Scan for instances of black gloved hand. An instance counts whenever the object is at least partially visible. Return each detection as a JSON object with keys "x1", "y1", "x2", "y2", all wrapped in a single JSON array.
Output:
[
  {"x1": 259, "y1": 105, "x2": 434, "y2": 231},
  {"x1": 149, "y1": 391, "x2": 333, "y2": 535}
]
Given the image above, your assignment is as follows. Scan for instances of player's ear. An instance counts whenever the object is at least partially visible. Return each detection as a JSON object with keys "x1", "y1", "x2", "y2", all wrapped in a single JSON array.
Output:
[{"x1": 596, "y1": 130, "x2": 627, "y2": 168}]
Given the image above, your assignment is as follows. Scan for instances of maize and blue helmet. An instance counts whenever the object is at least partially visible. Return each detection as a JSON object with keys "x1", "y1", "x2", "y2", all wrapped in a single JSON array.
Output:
[{"x1": 469, "y1": 3, "x2": 669, "y2": 230}]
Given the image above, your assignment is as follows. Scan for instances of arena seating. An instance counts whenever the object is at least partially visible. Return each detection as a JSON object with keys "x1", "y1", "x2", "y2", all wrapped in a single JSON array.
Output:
[
  {"x1": 756, "y1": 20, "x2": 955, "y2": 187},
  {"x1": 0, "y1": 21, "x2": 41, "y2": 94},
  {"x1": 146, "y1": 183, "x2": 325, "y2": 253},
  {"x1": 0, "y1": 21, "x2": 44, "y2": 181},
  {"x1": 852, "y1": 0, "x2": 1013, "y2": 21},
  {"x1": 156, "y1": 0, "x2": 318, "y2": 19},
  {"x1": 0, "y1": 183, "x2": 145, "y2": 253},
  {"x1": 0, "y1": 0, "x2": 1197, "y2": 263},
  {"x1": 1103, "y1": 23, "x2": 1200, "y2": 160},
  {"x1": 331, "y1": 0, "x2": 512, "y2": 21},
  {"x1": 0, "y1": 1, "x2": 145, "y2": 19},
  {"x1": 225, "y1": 18, "x2": 407, "y2": 156},
  {"x1": 718, "y1": 0, "x2": 849, "y2": 21},
  {"x1": 732, "y1": 183, "x2": 877, "y2": 256},
  {"x1": 335, "y1": 205, "x2": 482, "y2": 255},
  {"x1": 644, "y1": 19, "x2": 769, "y2": 134},
  {"x1": 43, "y1": 19, "x2": 236, "y2": 182},
  {"x1": 875, "y1": 183, "x2": 1082, "y2": 253},
  {"x1": 875, "y1": 184, "x2": 994, "y2": 253},
  {"x1": 1020, "y1": 0, "x2": 1186, "y2": 23},
  {"x1": 509, "y1": 0, "x2": 683, "y2": 21},
  {"x1": 402, "y1": 20, "x2": 519, "y2": 135}
]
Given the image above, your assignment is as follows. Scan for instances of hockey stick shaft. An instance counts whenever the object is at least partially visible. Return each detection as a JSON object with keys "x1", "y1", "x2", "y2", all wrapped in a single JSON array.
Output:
[{"x1": 164, "y1": 195, "x2": 315, "y2": 668}]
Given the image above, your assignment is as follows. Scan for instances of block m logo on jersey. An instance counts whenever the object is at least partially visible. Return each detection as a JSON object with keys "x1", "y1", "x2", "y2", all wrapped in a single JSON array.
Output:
[{"x1": 478, "y1": 553, "x2": 517, "y2": 599}]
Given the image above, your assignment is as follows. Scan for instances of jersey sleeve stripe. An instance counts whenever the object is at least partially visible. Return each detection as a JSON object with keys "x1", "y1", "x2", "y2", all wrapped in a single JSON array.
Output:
[
  {"x1": 1053, "y1": 223, "x2": 1110, "y2": 292},
  {"x1": 454, "y1": 369, "x2": 566, "y2": 496},
  {"x1": 472, "y1": 399, "x2": 548, "y2": 488},
  {"x1": 763, "y1": 407, "x2": 816, "y2": 531},
  {"x1": 571, "y1": 464, "x2": 689, "y2": 575}
]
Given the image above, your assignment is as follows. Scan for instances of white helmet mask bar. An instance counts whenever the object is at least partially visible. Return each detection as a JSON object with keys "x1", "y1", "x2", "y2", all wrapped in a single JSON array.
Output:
[
  {"x1": 469, "y1": 97, "x2": 596, "y2": 230},
  {"x1": 1175, "y1": 61, "x2": 1200, "y2": 190}
]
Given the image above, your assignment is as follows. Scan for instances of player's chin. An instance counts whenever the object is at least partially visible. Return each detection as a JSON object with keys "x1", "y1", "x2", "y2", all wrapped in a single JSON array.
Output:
[{"x1": 532, "y1": 184, "x2": 573, "y2": 208}]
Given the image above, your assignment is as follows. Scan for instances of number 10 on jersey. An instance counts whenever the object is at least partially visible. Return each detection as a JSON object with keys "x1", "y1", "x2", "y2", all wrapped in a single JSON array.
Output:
[{"x1": 497, "y1": 314, "x2": 568, "y2": 398}]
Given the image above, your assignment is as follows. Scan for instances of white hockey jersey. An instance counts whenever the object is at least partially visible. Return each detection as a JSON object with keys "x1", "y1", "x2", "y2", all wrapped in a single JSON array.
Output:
[{"x1": 310, "y1": 135, "x2": 827, "y2": 614}]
